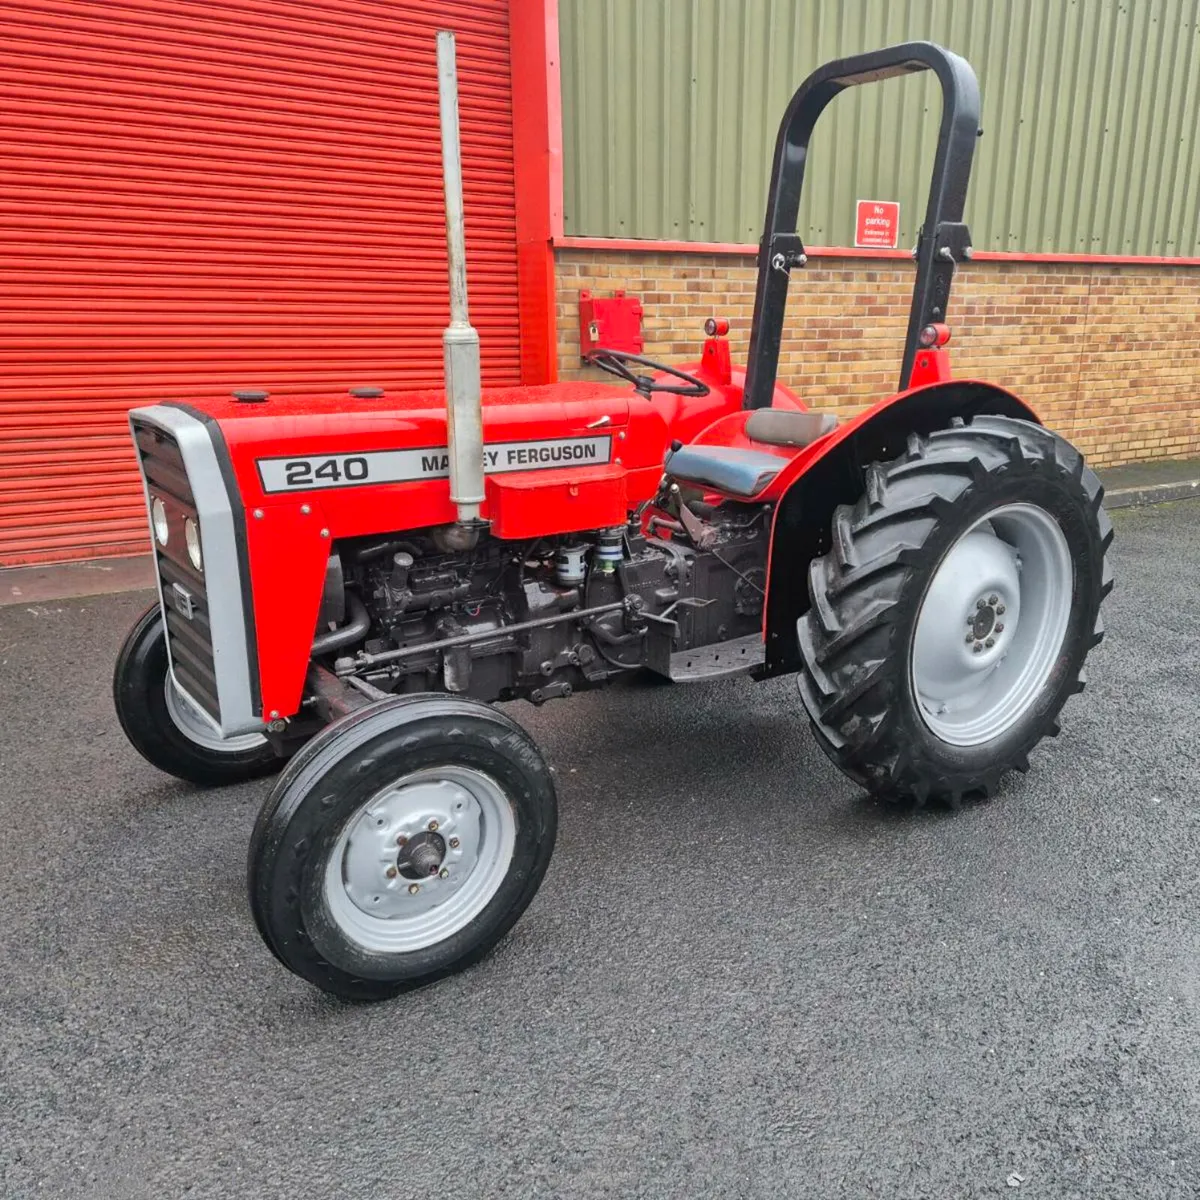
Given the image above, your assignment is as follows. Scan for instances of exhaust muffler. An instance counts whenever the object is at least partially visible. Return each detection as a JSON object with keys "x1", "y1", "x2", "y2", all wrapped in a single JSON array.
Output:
[{"x1": 436, "y1": 29, "x2": 486, "y2": 540}]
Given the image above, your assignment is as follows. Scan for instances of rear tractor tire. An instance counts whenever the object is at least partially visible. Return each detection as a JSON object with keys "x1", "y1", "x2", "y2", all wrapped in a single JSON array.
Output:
[
  {"x1": 797, "y1": 415, "x2": 1113, "y2": 805},
  {"x1": 248, "y1": 695, "x2": 558, "y2": 1002},
  {"x1": 113, "y1": 604, "x2": 283, "y2": 787}
]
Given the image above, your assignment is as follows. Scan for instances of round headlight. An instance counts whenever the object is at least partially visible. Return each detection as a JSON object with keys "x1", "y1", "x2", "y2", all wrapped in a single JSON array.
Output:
[
  {"x1": 151, "y1": 497, "x2": 168, "y2": 545},
  {"x1": 185, "y1": 517, "x2": 203, "y2": 572}
]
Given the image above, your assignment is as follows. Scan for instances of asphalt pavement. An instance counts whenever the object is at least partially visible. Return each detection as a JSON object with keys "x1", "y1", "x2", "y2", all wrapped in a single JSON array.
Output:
[{"x1": 1, "y1": 501, "x2": 1198, "y2": 1200}]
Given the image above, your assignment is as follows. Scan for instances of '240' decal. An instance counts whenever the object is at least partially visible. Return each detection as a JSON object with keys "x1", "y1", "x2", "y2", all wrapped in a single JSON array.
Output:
[{"x1": 282, "y1": 456, "x2": 368, "y2": 486}]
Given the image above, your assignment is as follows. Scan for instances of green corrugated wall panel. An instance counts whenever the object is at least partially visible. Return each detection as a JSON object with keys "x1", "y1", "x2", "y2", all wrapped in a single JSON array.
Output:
[{"x1": 559, "y1": 0, "x2": 1200, "y2": 255}]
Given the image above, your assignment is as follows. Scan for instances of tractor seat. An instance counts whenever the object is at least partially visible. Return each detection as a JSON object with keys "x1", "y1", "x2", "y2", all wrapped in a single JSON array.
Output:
[
  {"x1": 665, "y1": 408, "x2": 837, "y2": 499},
  {"x1": 665, "y1": 445, "x2": 786, "y2": 498},
  {"x1": 744, "y1": 408, "x2": 837, "y2": 447}
]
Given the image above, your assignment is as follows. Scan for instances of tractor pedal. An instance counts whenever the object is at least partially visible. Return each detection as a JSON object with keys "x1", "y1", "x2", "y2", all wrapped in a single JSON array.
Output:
[{"x1": 666, "y1": 633, "x2": 765, "y2": 682}]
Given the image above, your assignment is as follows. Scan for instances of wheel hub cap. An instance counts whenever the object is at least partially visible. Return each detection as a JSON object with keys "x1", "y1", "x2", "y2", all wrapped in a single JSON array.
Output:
[
  {"x1": 970, "y1": 603, "x2": 997, "y2": 641},
  {"x1": 397, "y1": 830, "x2": 447, "y2": 880}
]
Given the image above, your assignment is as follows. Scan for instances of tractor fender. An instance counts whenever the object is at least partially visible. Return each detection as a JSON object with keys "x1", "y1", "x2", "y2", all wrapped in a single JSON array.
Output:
[{"x1": 761, "y1": 379, "x2": 1041, "y2": 676}]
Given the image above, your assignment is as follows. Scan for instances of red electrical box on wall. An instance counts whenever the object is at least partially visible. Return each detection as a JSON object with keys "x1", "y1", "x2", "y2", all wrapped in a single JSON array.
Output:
[{"x1": 579, "y1": 289, "x2": 643, "y2": 358}]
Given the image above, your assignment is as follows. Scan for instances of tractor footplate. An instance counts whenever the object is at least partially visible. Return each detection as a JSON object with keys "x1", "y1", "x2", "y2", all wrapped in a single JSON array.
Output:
[{"x1": 665, "y1": 633, "x2": 765, "y2": 683}]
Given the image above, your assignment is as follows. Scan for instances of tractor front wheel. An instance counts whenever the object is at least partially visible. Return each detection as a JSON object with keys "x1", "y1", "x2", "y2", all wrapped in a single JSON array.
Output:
[
  {"x1": 797, "y1": 415, "x2": 1113, "y2": 804},
  {"x1": 113, "y1": 604, "x2": 282, "y2": 786},
  {"x1": 247, "y1": 694, "x2": 557, "y2": 1001}
]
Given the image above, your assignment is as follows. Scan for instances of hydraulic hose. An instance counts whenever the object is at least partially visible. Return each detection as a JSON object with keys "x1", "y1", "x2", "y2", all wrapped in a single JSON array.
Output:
[{"x1": 312, "y1": 592, "x2": 370, "y2": 657}]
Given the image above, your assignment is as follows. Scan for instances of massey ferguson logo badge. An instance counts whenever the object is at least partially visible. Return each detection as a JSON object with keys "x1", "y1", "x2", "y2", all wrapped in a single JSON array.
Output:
[
  {"x1": 256, "y1": 436, "x2": 613, "y2": 494},
  {"x1": 171, "y1": 581, "x2": 196, "y2": 619}
]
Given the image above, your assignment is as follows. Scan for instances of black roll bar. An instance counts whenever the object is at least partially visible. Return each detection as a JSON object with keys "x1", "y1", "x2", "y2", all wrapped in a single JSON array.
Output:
[{"x1": 742, "y1": 41, "x2": 982, "y2": 409}]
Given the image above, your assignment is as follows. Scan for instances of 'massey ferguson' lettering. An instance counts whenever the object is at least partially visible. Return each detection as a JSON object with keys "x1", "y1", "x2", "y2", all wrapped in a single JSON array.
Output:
[
  {"x1": 257, "y1": 435, "x2": 612, "y2": 493},
  {"x1": 506, "y1": 442, "x2": 599, "y2": 466}
]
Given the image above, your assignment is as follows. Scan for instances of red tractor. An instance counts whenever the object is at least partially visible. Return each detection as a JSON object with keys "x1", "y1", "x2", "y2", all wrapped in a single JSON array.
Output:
[{"x1": 113, "y1": 38, "x2": 1111, "y2": 1000}]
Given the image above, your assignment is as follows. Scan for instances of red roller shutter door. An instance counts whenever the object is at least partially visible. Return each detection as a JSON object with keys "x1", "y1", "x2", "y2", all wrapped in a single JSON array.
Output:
[{"x1": 0, "y1": 0, "x2": 522, "y2": 566}]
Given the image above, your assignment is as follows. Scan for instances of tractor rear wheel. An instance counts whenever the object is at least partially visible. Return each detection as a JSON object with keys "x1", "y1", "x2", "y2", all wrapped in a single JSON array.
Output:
[
  {"x1": 248, "y1": 694, "x2": 557, "y2": 1001},
  {"x1": 797, "y1": 415, "x2": 1112, "y2": 805},
  {"x1": 113, "y1": 604, "x2": 282, "y2": 786}
]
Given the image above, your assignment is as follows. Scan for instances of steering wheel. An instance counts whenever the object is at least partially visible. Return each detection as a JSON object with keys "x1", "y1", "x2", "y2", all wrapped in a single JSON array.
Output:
[{"x1": 586, "y1": 348, "x2": 710, "y2": 397}]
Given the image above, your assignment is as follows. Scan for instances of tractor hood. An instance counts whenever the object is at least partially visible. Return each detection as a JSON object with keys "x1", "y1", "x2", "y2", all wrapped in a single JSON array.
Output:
[
  {"x1": 136, "y1": 380, "x2": 636, "y2": 509},
  {"x1": 180, "y1": 380, "x2": 631, "y2": 463}
]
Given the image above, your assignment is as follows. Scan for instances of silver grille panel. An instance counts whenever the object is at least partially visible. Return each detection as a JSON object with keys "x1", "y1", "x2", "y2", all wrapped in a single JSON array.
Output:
[{"x1": 129, "y1": 406, "x2": 262, "y2": 738}]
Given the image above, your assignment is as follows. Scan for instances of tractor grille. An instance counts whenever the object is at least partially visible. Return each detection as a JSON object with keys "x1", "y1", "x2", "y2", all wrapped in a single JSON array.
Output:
[{"x1": 132, "y1": 420, "x2": 220, "y2": 721}]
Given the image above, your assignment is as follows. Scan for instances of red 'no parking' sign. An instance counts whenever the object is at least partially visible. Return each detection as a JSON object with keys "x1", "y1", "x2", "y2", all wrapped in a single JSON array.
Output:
[{"x1": 855, "y1": 199, "x2": 900, "y2": 248}]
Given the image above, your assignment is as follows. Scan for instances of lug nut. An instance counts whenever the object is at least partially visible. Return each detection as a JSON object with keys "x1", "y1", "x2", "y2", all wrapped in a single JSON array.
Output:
[
  {"x1": 408, "y1": 883, "x2": 420, "y2": 895},
  {"x1": 995, "y1": 623, "x2": 1005, "y2": 633},
  {"x1": 973, "y1": 643, "x2": 983, "y2": 654},
  {"x1": 439, "y1": 868, "x2": 450, "y2": 879},
  {"x1": 427, "y1": 820, "x2": 439, "y2": 832},
  {"x1": 385, "y1": 866, "x2": 398, "y2": 879},
  {"x1": 396, "y1": 834, "x2": 408, "y2": 846},
  {"x1": 965, "y1": 634, "x2": 975, "y2": 644},
  {"x1": 985, "y1": 637, "x2": 995, "y2": 648},
  {"x1": 988, "y1": 595, "x2": 998, "y2": 605},
  {"x1": 996, "y1": 604, "x2": 1006, "y2": 615},
  {"x1": 448, "y1": 837, "x2": 460, "y2": 849},
  {"x1": 976, "y1": 598, "x2": 987, "y2": 609}
]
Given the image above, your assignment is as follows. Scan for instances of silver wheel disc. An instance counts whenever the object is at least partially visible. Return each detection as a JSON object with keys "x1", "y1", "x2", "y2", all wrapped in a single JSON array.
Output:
[
  {"x1": 910, "y1": 502, "x2": 1074, "y2": 747},
  {"x1": 164, "y1": 674, "x2": 266, "y2": 752},
  {"x1": 323, "y1": 766, "x2": 517, "y2": 954}
]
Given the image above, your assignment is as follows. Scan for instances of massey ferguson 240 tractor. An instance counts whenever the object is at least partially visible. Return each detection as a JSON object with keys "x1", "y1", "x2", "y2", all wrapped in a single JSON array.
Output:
[{"x1": 113, "y1": 38, "x2": 1111, "y2": 1000}]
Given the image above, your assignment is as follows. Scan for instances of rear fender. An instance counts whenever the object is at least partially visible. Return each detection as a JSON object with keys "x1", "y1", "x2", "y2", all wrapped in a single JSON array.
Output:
[{"x1": 761, "y1": 380, "x2": 1040, "y2": 676}]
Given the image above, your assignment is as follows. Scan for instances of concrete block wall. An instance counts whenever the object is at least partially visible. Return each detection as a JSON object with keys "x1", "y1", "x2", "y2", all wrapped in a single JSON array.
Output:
[{"x1": 555, "y1": 250, "x2": 1200, "y2": 469}]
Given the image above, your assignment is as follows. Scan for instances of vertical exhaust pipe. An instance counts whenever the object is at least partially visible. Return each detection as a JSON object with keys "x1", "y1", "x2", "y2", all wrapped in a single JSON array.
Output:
[{"x1": 436, "y1": 29, "x2": 486, "y2": 533}]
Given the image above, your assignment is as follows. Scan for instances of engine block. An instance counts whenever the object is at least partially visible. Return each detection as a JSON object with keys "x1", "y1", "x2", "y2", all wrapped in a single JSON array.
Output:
[{"x1": 326, "y1": 499, "x2": 771, "y2": 705}]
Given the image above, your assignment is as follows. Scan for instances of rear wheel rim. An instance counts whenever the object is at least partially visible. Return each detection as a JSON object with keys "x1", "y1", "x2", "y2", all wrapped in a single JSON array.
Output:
[
  {"x1": 910, "y1": 502, "x2": 1074, "y2": 747},
  {"x1": 323, "y1": 765, "x2": 517, "y2": 954},
  {"x1": 164, "y1": 674, "x2": 267, "y2": 753}
]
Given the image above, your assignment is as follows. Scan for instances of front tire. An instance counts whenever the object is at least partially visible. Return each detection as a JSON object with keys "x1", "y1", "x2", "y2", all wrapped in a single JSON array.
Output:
[
  {"x1": 113, "y1": 604, "x2": 282, "y2": 786},
  {"x1": 248, "y1": 695, "x2": 557, "y2": 1001},
  {"x1": 797, "y1": 416, "x2": 1113, "y2": 804}
]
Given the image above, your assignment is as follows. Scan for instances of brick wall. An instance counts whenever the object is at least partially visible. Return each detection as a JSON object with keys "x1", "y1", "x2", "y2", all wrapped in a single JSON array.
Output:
[{"x1": 555, "y1": 250, "x2": 1200, "y2": 469}]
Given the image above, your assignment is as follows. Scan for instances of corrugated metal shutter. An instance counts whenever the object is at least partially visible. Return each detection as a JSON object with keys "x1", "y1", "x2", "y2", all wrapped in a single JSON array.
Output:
[{"x1": 0, "y1": 0, "x2": 520, "y2": 565}]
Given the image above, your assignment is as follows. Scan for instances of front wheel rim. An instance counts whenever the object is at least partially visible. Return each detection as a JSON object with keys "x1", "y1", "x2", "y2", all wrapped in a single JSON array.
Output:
[
  {"x1": 323, "y1": 765, "x2": 517, "y2": 954},
  {"x1": 910, "y1": 502, "x2": 1074, "y2": 747},
  {"x1": 164, "y1": 674, "x2": 267, "y2": 752}
]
